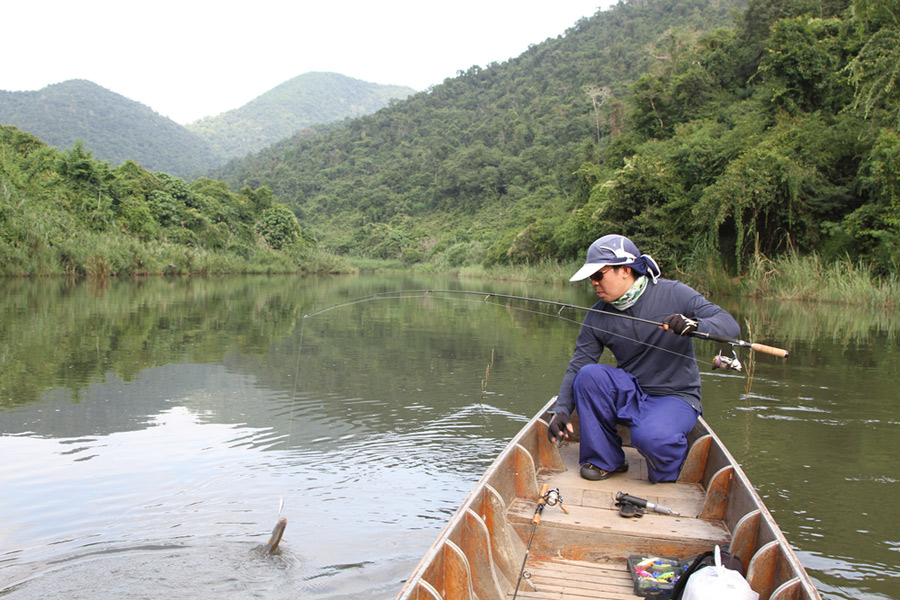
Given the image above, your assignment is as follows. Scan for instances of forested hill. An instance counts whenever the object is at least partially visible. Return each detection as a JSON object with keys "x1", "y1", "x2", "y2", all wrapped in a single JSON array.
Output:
[
  {"x1": 212, "y1": 0, "x2": 749, "y2": 262},
  {"x1": 214, "y1": 0, "x2": 900, "y2": 277},
  {"x1": 0, "y1": 75, "x2": 414, "y2": 179},
  {"x1": 186, "y1": 72, "x2": 415, "y2": 160},
  {"x1": 0, "y1": 80, "x2": 220, "y2": 178}
]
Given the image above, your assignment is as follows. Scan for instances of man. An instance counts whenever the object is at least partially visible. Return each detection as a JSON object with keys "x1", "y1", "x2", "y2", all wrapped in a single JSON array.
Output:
[{"x1": 548, "y1": 234, "x2": 740, "y2": 483}]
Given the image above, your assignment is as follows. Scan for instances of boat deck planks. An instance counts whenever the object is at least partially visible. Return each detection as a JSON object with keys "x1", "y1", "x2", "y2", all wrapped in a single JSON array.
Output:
[
  {"x1": 508, "y1": 444, "x2": 730, "y2": 565},
  {"x1": 541, "y1": 443, "x2": 708, "y2": 516},
  {"x1": 511, "y1": 558, "x2": 635, "y2": 599}
]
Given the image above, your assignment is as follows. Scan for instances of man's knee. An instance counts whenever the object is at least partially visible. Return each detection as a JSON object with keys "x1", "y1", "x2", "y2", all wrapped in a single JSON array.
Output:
[
  {"x1": 573, "y1": 364, "x2": 620, "y2": 392},
  {"x1": 629, "y1": 424, "x2": 679, "y2": 451}
]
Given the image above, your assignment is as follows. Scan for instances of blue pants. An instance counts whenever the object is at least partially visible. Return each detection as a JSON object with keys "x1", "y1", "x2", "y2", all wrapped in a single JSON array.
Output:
[{"x1": 573, "y1": 364, "x2": 699, "y2": 483}]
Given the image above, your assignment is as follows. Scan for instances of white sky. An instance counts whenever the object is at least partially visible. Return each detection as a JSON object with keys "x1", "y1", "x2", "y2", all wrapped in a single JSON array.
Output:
[{"x1": 2, "y1": 1, "x2": 613, "y2": 124}]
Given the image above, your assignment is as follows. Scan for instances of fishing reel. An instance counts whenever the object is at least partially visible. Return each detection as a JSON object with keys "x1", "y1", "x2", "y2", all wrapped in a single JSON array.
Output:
[
  {"x1": 538, "y1": 487, "x2": 570, "y2": 515},
  {"x1": 543, "y1": 488, "x2": 564, "y2": 508},
  {"x1": 712, "y1": 348, "x2": 743, "y2": 372}
]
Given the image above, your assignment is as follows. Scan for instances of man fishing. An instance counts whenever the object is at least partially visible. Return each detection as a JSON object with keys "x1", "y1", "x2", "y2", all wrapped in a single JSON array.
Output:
[{"x1": 548, "y1": 234, "x2": 740, "y2": 483}]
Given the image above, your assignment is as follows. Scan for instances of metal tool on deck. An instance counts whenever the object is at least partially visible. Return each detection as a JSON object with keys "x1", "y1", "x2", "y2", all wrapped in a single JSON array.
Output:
[{"x1": 616, "y1": 491, "x2": 680, "y2": 516}]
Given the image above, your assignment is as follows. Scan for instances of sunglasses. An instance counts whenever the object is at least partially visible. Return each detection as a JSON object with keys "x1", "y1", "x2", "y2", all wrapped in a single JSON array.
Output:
[{"x1": 589, "y1": 266, "x2": 615, "y2": 282}]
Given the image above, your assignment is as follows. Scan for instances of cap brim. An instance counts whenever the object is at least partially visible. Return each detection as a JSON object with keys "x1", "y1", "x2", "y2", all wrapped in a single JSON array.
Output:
[{"x1": 569, "y1": 262, "x2": 609, "y2": 282}]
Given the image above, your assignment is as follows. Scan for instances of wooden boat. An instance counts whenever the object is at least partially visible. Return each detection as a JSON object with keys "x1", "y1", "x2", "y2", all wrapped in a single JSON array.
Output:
[{"x1": 395, "y1": 397, "x2": 821, "y2": 600}]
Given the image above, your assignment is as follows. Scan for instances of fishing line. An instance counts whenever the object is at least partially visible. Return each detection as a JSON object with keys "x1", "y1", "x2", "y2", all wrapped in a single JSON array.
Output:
[
  {"x1": 306, "y1": 289, "x2": 788, "y2": 358},
  {"x1": 303, "y1": 289, "x2": 765, "y2": 370},
  {"x1": 433, "y1": 291, "x2": 716, "y2": 368},
  {"x1": 270, "y1": 304, "x2": 309, "y2": 532},
  {"x1": 256, "y1": 304, "x2": 315, "y2": 548}
]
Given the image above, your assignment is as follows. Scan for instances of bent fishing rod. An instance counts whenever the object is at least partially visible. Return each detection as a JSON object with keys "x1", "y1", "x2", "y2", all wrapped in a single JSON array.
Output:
[{"x1": 304, "y1": 289, "x2": 790, "y2": 358}]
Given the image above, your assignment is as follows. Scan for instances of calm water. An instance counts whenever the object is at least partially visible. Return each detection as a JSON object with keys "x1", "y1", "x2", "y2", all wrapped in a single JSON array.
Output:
[{"x1": 0, "y1": 274, "x2": 897, "y2": 600}]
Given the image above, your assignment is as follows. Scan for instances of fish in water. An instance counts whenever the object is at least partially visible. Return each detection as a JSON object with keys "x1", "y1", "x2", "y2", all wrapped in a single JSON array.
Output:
[{"x1": 261, "y1": 517, "x2": 287, "y2": 556}]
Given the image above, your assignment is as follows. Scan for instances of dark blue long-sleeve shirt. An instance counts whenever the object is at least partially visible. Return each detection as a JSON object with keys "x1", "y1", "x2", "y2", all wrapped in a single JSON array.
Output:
[{"x1": 555, "y1": 278, "x2": 740, "y2": 415}]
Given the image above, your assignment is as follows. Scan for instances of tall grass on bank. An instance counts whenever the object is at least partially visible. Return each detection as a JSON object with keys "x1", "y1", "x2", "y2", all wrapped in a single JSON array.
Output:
[
  {"x1": 743, "y1": 252, "x2": 899, "y2": 308},
  {"x1": 0, "y1": 222, "x2": 352, "y2": 278}
]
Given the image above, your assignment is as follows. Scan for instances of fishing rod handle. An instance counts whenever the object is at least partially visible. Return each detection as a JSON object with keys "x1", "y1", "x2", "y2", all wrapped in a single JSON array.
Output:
[
  {"x1": 533, "y1": 484, "x2": 550, "y2": 525},
  {"x1": 698, "y1": 332, "x2": 790, "y2": 358},
  {"x1": 749, "y1": 342, "x2": 790, "y2": 358}
]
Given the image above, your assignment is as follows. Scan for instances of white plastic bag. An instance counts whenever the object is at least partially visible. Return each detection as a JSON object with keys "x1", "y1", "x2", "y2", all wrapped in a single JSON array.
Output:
[{"x1": 682, "y1": 546, "x2": 759, "y2": 600}]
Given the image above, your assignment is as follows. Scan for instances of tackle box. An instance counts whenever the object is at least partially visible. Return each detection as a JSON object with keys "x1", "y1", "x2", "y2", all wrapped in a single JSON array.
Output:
[{"x1": 627, "y1": 555, "x2": 688, "y2": 598}]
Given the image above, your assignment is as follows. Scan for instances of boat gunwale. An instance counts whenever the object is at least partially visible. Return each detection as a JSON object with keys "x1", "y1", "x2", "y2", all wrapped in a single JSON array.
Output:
[
  {"x1": 694, "y1": 415, "x2": 821, "y2": 599},
  {"x1": 395, "y1": 398, "x2": 557, "y2": 599}
]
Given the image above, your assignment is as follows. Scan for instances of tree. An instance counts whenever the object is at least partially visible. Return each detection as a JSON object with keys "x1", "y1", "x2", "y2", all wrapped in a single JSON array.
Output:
[
  {"x1": 843, "y1": 130, "x2": 900, "y2": 272},
  {"x1": 845, "y1": 0, "x2": 900, "y2": 127},
  {"x1": 695, "y1": 142, "x2": 828, "y2": 267},
  {"x1": 256, "y1": 205, "x2": 302, "y2": 250},
  {"x1": 756, "y1": 17, "x2": 847, "y2": 114}
]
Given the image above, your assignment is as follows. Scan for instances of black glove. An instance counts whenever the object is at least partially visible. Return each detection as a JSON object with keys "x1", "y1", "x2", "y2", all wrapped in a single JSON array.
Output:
[
  {"x1": 547, "y1": 412, "x2": 572, "y2": 443},
  {"x1": 663, "y1": 313, "x2": 698, "y2": 336}
]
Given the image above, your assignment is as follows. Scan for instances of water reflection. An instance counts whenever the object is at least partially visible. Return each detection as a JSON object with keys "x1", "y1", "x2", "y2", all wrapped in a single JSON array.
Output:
[
  {"x1": 0, "y1": 275, "x2": 898, "y2": 600},
  {"x1": 695, "y1": 296, "x2": 899, "y2": 600}
]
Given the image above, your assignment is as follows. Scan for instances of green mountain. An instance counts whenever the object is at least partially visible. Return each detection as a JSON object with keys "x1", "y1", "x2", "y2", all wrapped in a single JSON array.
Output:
[
  {"x1": 3, "y1": 0, "x2": 896, "y2": 279},
  {"x1": 0, "y1": 80, "x2": 220, "y2": 178},
  {"x1": 0, "y1": 74, "x2": 414, "y2": 179},
  {"x1": 213, "y1": 0, "x2": 747, "y2": 261},
  {"x1": 214, "y1": 0, "x2": 899, "y2": 276},
  {"x1": 186, "y1": 72, "x2": 415, "y2": 160}
]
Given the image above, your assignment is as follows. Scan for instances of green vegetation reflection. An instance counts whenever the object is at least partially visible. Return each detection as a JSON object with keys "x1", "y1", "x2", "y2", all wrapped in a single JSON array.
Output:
[{"x1": 1, "y1": 276, "x2": 897, "y2": 411}]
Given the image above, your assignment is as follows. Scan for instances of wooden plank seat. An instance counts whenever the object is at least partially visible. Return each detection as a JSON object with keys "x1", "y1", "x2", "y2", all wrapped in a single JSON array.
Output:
[{"x1": 513, "y1": 558, "x2": 636, "y2": 600}]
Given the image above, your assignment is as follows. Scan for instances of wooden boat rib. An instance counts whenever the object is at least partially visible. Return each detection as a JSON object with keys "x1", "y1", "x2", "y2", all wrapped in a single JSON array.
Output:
[{"x1": 396, "y1": 397, "x2": 821, "y2": 600}]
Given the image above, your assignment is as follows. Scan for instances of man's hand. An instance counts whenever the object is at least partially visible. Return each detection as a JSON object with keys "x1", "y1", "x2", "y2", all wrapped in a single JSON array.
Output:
[
  {"x1": 547, "y1": 412, "x2": 573, "y2": 444},
  {"x1": 662, "y1": 313, "x2": 698, "y2": 336}
]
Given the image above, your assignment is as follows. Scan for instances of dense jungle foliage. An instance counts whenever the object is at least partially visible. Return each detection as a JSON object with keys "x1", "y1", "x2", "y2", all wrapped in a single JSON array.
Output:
[
  {"x1": 0, "y1": 125, "x2": 346, "y2": 277},
  {"x1": 216, "y1": 0, "x2": 899, "y2": 278},
  {"x1": 3, "y1": 0, "x2": 898, "y2": 283}
]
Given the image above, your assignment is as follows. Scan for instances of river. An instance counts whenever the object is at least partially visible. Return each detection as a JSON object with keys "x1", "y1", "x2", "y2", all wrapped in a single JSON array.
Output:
[{"x1": 0, "y1": 274, "x2": 897, "y2": 599}]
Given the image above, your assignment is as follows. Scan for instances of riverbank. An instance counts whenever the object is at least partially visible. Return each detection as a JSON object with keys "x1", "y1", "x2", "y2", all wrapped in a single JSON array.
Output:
[
  {"x1": 0, "y1": 227, "x2": 352, "y2": 278},
  {"x1": 5, "y1": 241, "x2": 896, "y2": 308}
]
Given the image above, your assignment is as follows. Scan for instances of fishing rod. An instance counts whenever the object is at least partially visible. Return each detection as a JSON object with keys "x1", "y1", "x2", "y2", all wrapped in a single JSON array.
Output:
[
  {"x1": 512, "y1": 485, "x2": 569, "y2": 599},
  {"x1": 304, "y1": 289, "x2": 790, "y2": 359}
]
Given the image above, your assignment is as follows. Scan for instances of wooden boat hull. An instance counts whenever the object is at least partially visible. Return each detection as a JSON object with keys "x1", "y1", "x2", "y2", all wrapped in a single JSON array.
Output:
[{"x1": 396, "y1": 397, "x2": 821, "y2": 600}]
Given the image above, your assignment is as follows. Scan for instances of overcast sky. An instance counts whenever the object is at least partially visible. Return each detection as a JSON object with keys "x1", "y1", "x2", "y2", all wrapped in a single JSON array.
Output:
[{"x1": 3, "y1": 1, "x2": 614, "y2": 124}]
